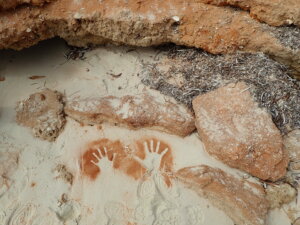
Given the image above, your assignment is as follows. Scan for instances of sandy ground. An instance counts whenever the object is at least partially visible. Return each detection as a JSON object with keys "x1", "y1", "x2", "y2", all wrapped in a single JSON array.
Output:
[{"x1": 0, "y1": 39, "x2": 294, "y2": 225}]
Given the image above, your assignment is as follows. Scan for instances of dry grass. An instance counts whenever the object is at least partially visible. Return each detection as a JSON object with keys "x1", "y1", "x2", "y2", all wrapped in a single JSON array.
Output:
[
  {"x1": 141, "y1": 45, "x2": 300, "y2": 134},
  {"x1": 268, "y1": 25, "x2": 300, "y2": 51},
  {"x1": 64, "y1": 45, "x2": 92, "y2": 60}
]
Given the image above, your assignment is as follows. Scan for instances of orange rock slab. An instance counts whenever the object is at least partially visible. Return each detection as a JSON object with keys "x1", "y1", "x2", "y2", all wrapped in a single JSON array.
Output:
[{"x1": 192, "y1": 82, "x2": 288, "y2": 181}]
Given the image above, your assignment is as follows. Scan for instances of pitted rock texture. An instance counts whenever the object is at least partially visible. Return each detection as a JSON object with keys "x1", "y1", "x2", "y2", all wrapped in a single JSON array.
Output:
[
  {"x1": 284, "y1": 129, "x2": 300, "y2": 162},
  {"x1": 65, "y1": 94, "x2": 195, "y2": 137},
  {"x1": 200, "y1": 0, "x2": 300, "y2": 27},
  {"x1": 192, "y1": 82, "x2": 288, "y2": 181},
  {"x1": 176, "y1": 165, "x2": 269, "y2": 225},
  {"x1": 284, "y1": 129, "x2": 300, "y2": 173},
  {"x1": 0, "y1": 0, "x2": 299, "y2": 75},
  {"x1": 266, "y1": 183, "x2": 297, "y2": 209},
  {"x1": 0, "y1": 0, "x2": 53, "y2": 11},
  {"x1": 16, "y1": 89, "x2": 66, "y2": 141}
]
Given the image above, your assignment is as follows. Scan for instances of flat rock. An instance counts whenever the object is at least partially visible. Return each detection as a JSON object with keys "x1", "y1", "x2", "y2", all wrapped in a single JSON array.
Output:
[
  {"x1": 0, "y1": 0, "x2": 299, "y2": 76},
  {"x1": 176, "y1": 165, "x2": 269, "y2": 225},
  {"x1": 65, "y1": 93, "x2": 195, "y2": 137},
  {"x1": 192, "y1": 82, "x2": 288, "y2": 181}
]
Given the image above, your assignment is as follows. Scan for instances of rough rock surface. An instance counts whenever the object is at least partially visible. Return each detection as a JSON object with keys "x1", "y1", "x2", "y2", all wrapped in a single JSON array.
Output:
[
  {"x1": 284, "y1": 129, "x2": 300, "y2": 186},
  {"x1": 200, "y1": 0, "x2": 300, "y2": 27},
  {"x1": 0, "y1": 0, "x2": 52, "y2": 11},
  {"x1": 16, "y1": 89, "x2": 66, "y2": 141},
  {"x1": 266, "y1": 183, "x2": 297, "y2": 209},
  {"x1": 192, "y1": 82, "x2": 288, "y2": 181},
  {"x1": 176, "y1": 165, "x2": 269, "y2": 225},
  {"x1": 284, "y1": 130, "x2": 300, "y2": 163},
  {"x1": 141, "y1": 46, "x2": 300, "y2": 133},
  {"x1": 0, "y1": 0, "x2": 299, "y2": 75},
  {"x1": 65, "y1": 94, "x2": 195, "y2": 137}
]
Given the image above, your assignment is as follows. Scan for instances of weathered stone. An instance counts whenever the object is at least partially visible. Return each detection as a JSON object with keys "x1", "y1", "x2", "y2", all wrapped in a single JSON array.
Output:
[
  {"x1": 65, "y1": 94, "x2": 195, "y2": 137},
  {"x1": 176, "y1": 165, "x2": 269, "y2": 225},
  {"x1": 0, "y1": 0, "x2": 299, "y2": 75},
  {"x1": 192, "y1": 82, "x2": 288, "y2": 181},
  {"x1": 0, "y1": 0, "x2": 52, "y2": 11},
  {"x1": 15, "y1": 89, "x2": 66, "y2": 141},
  {"x1": 266, "y1": 183, "x2": 297, "y2": 209},
  {"x1": 200, "y1": 0, "x2": 300, "y2": 27},
  {"x1": 284, "y1": 129, "x2": 300, "y2": 163}
]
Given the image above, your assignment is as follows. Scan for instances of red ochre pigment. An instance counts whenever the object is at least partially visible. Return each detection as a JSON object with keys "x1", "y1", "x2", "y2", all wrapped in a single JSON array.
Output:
[{"x1": 81, "y1": 137, "x2": 173, "y2": 186}]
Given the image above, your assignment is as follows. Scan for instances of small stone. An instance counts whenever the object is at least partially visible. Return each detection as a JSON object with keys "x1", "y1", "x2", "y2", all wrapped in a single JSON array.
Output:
[
  {"x1": 192, "y1": 82, "x2": 288, "y2": 181},
  {"x1": 16, "y1": 89, "x2": 66, "y2": 142},
  {"x1": 266, "y1": 183, "x2": 297, "y2": 209},
  {"x1": 294, "y1": 218, "x2": 300, "y2": 225},
  {"x1": 57, "y1": 201, "x2": 81, "y2": 222},
  {"x1": 284, "y1": 129, "x2": 300, "y2": 163},
  {"x1": 73, "y1": 12, "x2": 83, "y2": 19},
  {"x1": 172, "y1": 16, "x2": 180, "y2": 22}
]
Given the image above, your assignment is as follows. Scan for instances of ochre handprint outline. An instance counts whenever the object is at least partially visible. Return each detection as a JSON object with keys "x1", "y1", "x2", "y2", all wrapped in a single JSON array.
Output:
[
  {"x1": 90, "y1": 147, "x2": 116, "y2": 176},
  {"x1": 80, "y1": 138, "x2": 205, "y2": 225},
  {"x1": 133, "y1": 139, "x2": 181, "y2": 225},
  {"x1": 133, "y1": 140, "x2": 169, "y2": 173}
]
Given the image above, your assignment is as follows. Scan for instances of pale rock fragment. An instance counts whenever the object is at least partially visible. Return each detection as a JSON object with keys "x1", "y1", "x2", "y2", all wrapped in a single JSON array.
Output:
[
  {"x1": 284, "y1": 129, "x2": 300, "y2": 170},
  {"x1": 266, "y1": 183, "x2": 297, "y2": 209},
  {"x1": 16, "y1": 89, "x2": 66, "y2": 141},
  {"x1": 65, "y1": 94, "x2": 195, "y2": 137}
]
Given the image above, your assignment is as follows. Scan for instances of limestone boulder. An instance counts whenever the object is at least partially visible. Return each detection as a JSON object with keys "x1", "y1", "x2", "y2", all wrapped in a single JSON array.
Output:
[{"x1": 192, "y1": 82, "x2": 288, "y2": 181}]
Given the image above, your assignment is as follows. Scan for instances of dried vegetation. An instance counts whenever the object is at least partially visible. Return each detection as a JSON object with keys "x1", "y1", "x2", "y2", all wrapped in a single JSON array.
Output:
[
  {"x1": 268, "y1": 25, "x2": 300, "y2": 51},
  {"x1": 141, "y1": 45, "x2": 300, "y2": 134}
]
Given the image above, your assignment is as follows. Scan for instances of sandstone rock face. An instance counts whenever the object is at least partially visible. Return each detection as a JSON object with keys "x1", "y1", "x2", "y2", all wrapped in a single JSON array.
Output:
[
  {"x1": 0, "y1": 0, "x2": 299, "y2": 75},
  {"x1": 192, "y1": 82, "x2": 288, "y2": 181},
  {"x1": 176, "y1": 165, "x2": 269, "y2": 225},
  {"x1": 0, "y1": 0, "x2": 52, "y2": 11},
  {"x1": 16, "y1": 89, "x2": 66, "y2": 141},
  {"x1": 200, "y1": 0, "x2": 300, "y2": 27},
  {"x1": 65, "y1": 94, "x2": 195, "y2": 137}
]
